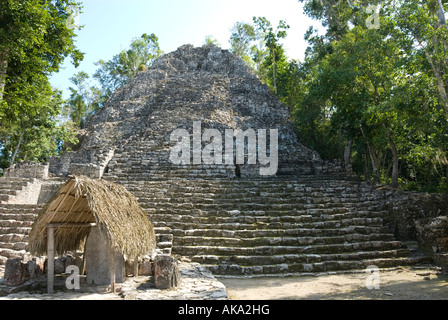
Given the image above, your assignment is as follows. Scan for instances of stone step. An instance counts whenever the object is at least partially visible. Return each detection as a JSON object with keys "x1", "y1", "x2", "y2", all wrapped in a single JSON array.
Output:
[
  {"x1": 130, "y1": 186, "x2": 367, "y2": 195},
  {"x1": 191, "y1": 248, "x2": 410, "y2": 266},
  {"x1": 139, "y1": 202, "x2": 383, "y2": 213},
  {"x1": 0, "y1": 181, "x2": 31, "y2": 190},
  {"x1": 146, "y1": 209, "x2": 386, "y2": 220},
  {"x1": 0, "y1": 233, "x2": 28, "y2": 243},
  {"x1": 0, "y1": 190, "x2": 22, "y2": 196},
  {"x1": 0, "y1": 241, "x2": 28, "y2": 251},
  {"x1": 151, "y1": 217, "x2": 386, "y2": 231},
  {"x1": 0, "y1": 220, "x2": 34, "y2": 228},
  {"x1": 120, "y1": 179, "x2": 367, "y2": 190},
  {"x1": 171, "y1": 226, "x2": 389, "y2": 238},
  {"x1": 0, "y1": 213, "x2": 38, "y2": 222},
  {"x1": 0, "y1": 227, "x2": 32, "y2": 235},
  {"x1": 205, "y1": 256, "x2": 432, "y2": 276},
  {"x1": 0, "y1": 204, "x2": 44, "y2": 211},
  {"x1": 173, "y1": 240, "x2": 403, "y2": 256},
  {"x1": 129, "y1": 185, "x2": 370, "y2": 194},
  {"x1": 173, "y1": 233, "x2": 396, "y2": 247},
  {"x1": 0, "y1": 248, "x2": 27, "y2": 263}
]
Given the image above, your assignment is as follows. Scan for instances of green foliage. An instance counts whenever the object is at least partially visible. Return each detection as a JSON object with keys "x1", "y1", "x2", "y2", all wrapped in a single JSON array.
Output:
[
  {"x1": 229, "y1": 22, "x2": 256, "y2": 58},
  {"x1": 93, "y1": 33, "x2": 162, "y2": 99},
  {"x1": 203, "y1": 35, "x2": 221, "y2": 47},
  {"x1": 64, "y1": 71, "x2": 103, "y2": 128},
  {"x1": 63, "y1": 33, "x2": 162, "y2": 131},
  {"x1": 0, "y1": 0, "x2": 83, "y2": 169},
  {"x1": 294, "y1": 0, "x2": 448, "y2": 192},
  {"x1": 253, "y1": 17, "x2": 291, "y2": 96}
]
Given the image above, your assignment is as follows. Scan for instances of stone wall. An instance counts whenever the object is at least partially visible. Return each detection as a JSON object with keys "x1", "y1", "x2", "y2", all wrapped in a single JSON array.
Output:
[
  {"x1": 376, "y1": 187, "x2": 448, "y2": 266},
  {"x1": 6, "y1": 180, "x2": 42, "y2": 205},
  {"x1": 379, "y1": 189, "x2": 448, "y2": 242},
  {"x1": 3, "y1": 162, "x2": 49, "y2": 180}
]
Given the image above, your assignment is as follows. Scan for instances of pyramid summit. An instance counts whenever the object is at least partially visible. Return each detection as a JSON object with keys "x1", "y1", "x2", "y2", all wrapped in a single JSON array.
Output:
[{"x1": 49, "y1": 44, "x2": 340, "y2": 179}]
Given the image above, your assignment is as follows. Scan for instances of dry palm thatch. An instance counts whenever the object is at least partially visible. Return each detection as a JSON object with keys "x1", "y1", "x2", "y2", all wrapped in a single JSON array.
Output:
[{"x1": 28, "y1": 175, "x2": 156, "y2": 259}]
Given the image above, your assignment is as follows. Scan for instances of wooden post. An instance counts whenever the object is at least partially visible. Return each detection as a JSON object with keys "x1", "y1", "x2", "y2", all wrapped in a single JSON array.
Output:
[
  {"x1": 47, "y1": 226, "x2": 55, "y2": 294},
  {"x1": 134, "y1": 256, "x2": 139, "y2": 277},
  {"x1": 108, "y1": 245, "x2": 115, "y2": 293}
]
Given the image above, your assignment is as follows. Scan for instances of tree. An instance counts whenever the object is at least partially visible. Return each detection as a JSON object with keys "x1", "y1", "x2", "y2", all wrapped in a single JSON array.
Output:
[
  {"x1": 253, "y1": 17, "x2": 290, "y2": 96},
  {"x1": 296, "y1": 0, "x2": 448, "y2": 191},
  {"x1": 1, "y1": 77, "x2": 77, "y2": 166},
  {"x1": 94, "y1": 33, "x2": 162, "y2": 99},
  {"x1": 64, "y1": 71, "x2": 103, "y2": 128},
  {"x1": 203, "y1": 35, "x2": 221, "y2": 47},
  {"x1": 0, "y1": 0, "x2": 84, "y2": 170},
  {"x1": 0, "y1": 0, "x2": 83, "y2": 100},
  {"x1": 229, "y1": 22, "x2": 257, "y2": 66}
]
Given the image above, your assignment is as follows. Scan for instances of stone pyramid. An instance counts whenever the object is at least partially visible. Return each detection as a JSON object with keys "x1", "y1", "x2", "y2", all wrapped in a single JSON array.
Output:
[
  {"x1": 2, "y1": 45, "x2": 445, "y2": 276},
  {"x1": 50, "y1": 44, "x2": 339, "y2": 179}
]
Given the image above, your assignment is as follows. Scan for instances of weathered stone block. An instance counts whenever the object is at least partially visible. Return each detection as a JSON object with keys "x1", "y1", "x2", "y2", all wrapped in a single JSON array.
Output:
[
  {"x1": 54, "y1": 256, "x2": 75, "y2": 274},
  {"x1": 4, "y1": 258, "x2": 25, "y2": 286},
  {"x1": 85, "y1": 227, "x2": 125, "y2": 285},
  {"x1": 153, "y1": 255, "x2": 180, "y2": 289},
  {"x1": 139, "y1": 258, "x2": 153, "y2": 276},
  {"x1": 3, "y1": 257, "x2": 44, "y2": 286}
]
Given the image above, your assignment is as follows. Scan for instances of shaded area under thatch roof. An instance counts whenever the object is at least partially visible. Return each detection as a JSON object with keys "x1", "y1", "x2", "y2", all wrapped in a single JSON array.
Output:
[{"x1": 28, "y1": 175, "x2": 156, "y2": 259}]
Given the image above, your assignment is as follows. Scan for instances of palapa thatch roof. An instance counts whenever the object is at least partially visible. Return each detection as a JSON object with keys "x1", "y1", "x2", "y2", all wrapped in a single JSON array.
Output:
[{"x1": 28, "y1": 175, "x2": 156, "y2": 258}]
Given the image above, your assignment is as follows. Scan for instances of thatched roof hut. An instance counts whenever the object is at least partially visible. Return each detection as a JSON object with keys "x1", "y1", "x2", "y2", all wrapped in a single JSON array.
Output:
[{"x1": 28, "y1": 175, "x2": 156, "y2": 259}]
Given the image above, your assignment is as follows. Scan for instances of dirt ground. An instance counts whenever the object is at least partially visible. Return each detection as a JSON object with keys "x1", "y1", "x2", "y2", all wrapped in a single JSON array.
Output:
[{"x1": 220, "y1": 267, "x2": 448, "y2": 300}]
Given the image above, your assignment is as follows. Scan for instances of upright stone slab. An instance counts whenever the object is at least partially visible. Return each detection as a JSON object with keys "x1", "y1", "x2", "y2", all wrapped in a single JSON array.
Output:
[
  {"x1": 4, "y1": 258, "x2": 26, "y2": 286},
  {"x1": 85, "y1": 227, "x2": 125, "y2": 285},
  {"x1": 153, "y1": 255, "x2": 180, "y2": 289}
]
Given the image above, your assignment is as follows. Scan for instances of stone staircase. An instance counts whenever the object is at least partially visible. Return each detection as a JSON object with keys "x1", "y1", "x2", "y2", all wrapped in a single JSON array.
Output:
[
  {"x1": 0, "y1": 168, "x2": 432, "y2": 276},
  {"x1": 0, "y1": 178, "x2": 36, "y2": 204},
  {"x1": 105, "y1": 174, "x2": 431, "y2": 277},
  {"x1": 0, "y1": 204, "x2": 43, "y2": 265}
]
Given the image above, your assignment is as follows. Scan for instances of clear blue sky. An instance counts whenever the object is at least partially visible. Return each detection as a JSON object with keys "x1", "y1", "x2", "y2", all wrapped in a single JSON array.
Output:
[{"x1": 50, "y1": 0, "x2": 322, "y2": 98}]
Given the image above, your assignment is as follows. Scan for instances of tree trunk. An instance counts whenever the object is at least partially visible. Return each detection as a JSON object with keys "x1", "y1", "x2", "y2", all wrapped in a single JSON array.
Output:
[
  {"x1": 0, "y1": 50, "x2": 8, "y2": 101},
  {"x1": 272, "y1": 48, "x2": 277, "y2": 95},
  {"x1": 437, "y1": 0, "x2": 447, "y2": 26},
  {"x1": 364, "y1": 147, "x2": 371, "y2": 180},
  {"x1": 383, "y1": 123, "x2": 399, "y2": 188},
  {"x1": 344, "y1": 138, "x2": 353, "y2": 173},
  {"x1": 428, "y1": 0, "x2": 448, "y2": 119},
  {"x1": 446, "y1": 163, "x2": 448, "y2": 194},
  {"x1": 426, "y1": 53, "x2": 448, "y2": 119},
  {"x1": 320, "y1": 0, "x2": 345, "y2": 40},
  {"x1": 9, "y1": 130, "x2": 24, "y2": 167},
  {"x1": 360, "y1": 125, "x2": 380, "y2": 183},
  {"x1": 367, "y1": 141, "x2": 380, "y2": 182}
]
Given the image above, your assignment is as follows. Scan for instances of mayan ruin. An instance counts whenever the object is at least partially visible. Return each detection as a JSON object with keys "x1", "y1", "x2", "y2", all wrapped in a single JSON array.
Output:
[
  {"x1": 2, "y1": 0, "x2": 448, "y2": 307},
  {"x1": 1, "y1": 44, "x2": 448, "y2": 301}
]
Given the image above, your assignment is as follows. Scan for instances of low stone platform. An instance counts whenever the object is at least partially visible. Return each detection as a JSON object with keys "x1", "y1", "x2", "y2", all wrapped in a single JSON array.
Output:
[{"x1": 0, "y1": 260, "x2": 228, "y2": 300}]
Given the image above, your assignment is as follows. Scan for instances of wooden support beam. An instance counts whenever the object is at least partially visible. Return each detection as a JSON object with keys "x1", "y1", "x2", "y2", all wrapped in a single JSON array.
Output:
[
  {"x1": 47, "y1": 226, "x2": 55, "y2": 294},
  {"x1": 108, "y1": 245, "x2": 115, "y2": 293},
  {"x1": 134, "y1": 256, "x2": 139, "y2": 277},
  {"x1": 47, "y1": 223, "x2": 96, "y2": 228}
]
